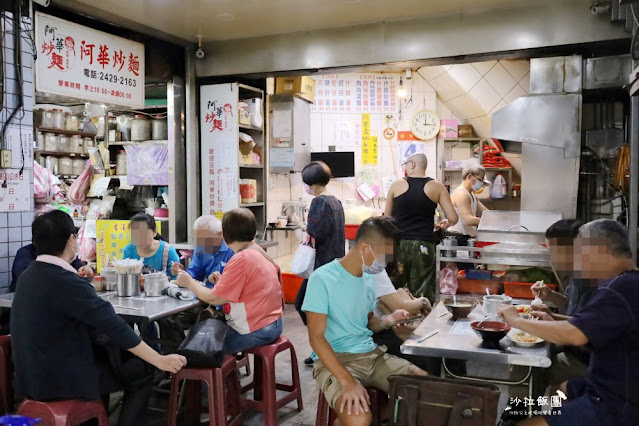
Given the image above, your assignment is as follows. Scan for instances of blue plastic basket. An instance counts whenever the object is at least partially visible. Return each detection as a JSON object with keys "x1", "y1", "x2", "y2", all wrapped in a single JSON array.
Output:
[
  {"x1": 465, "y1": 269, "x2": 493, "y2": 280},
  {"x1": 0, "y1": 415, "x2": 40, "y2": 425}
]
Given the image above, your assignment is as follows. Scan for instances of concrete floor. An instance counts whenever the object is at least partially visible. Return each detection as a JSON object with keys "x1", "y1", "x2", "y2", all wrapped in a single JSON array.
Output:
[{"x1": 113, "y1": 304, "x2": 535, "y2": 425}]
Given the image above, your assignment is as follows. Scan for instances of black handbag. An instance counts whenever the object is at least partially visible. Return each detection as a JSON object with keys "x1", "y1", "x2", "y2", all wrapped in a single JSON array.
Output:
[{"x1": 176, "y1": 318, "x2": 230, "y2": 368}]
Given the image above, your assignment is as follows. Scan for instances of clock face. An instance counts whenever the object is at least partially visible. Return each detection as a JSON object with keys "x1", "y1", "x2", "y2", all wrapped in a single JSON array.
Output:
[{"x1": 410, "y1": 110, "x2": 440, "y2": 140}]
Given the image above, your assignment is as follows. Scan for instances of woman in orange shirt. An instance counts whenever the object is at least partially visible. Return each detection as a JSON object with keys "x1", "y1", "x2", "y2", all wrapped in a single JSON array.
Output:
[{"x1": 177, "y1": 208, "x2": 283, "y2": 353}]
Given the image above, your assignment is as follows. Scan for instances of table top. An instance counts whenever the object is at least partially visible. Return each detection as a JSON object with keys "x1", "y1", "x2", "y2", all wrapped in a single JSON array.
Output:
[
  {"x1": 0, "y1": 291, "x2": 202, "y2": 323},
  {"x1": 401, "y1": 301, "x2": 552, "y2": 368}
]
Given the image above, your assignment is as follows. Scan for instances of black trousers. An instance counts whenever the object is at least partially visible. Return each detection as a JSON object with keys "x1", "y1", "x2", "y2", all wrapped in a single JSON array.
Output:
[
  {"x1": 92, "y1": 346, "x2": 155, "y2": 426},
  {"x1": 294, "y1": 279, "x2": 308, "y2": 325}
]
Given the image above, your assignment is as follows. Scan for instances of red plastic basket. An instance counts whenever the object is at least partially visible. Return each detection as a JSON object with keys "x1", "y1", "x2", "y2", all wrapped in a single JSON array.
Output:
[
  {"x1": 503, "y1": 282, "x2": 557, "y2": 299},
  {"x1": 282, "y1": 273, "x2": 304, "y2": 303},
  {"x1": 345, "y1": 224, "x2": 359, "y2": 240}
]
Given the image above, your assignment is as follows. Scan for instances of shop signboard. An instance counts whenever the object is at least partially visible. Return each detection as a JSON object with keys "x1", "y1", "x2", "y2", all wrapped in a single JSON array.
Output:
[
  {"x1": 35, "y1": 12, "x2": 145, "y2": 108},
  {"x1": 95, "y1": 219, "x2": 162, "y2": 273}
]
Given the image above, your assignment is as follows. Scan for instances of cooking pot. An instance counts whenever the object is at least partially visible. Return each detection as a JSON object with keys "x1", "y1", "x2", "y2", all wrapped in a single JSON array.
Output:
[{"x1": 116, "y1": 273, "x2": 141, "y2": 297}]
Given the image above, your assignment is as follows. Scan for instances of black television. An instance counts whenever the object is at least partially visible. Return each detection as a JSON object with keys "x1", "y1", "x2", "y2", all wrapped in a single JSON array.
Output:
[{"x1": 310, "y1": 152, "x2": 355, "y2": 178}]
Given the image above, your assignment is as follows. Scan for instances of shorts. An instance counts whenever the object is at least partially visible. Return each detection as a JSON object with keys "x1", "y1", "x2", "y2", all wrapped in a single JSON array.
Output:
[
  {"x1": 545, "y1": 380, "x2": 623, "y2": 426},
  {"x1": 313, "y1": 346, "x2": 417, "y2": 409},
  {"x1": 544, "y1": 350, "x2": 588, "y2": 386}
]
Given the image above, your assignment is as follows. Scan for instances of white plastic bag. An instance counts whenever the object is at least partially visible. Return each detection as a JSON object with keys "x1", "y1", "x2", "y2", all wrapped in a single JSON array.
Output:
[
  {"x1": 439, "y1": 262, "x2": 459, "y2": 295},
  {"x1": 290, "y1": 234, "x2": 316, "y2": 279}
]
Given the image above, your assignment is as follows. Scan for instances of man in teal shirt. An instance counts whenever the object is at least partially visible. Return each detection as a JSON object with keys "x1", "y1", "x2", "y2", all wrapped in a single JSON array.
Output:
[
  {"x1": 171, "y1": 215, "x2": 235, "y2": 288},
  {"x1": 303, "y1": 216, "x2": 427, "y2": 426}
]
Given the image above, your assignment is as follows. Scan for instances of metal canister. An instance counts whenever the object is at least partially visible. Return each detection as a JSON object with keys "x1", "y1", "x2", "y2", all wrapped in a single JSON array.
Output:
[
  {"x1": 101, "y1": 267, "x2": 117, "y2": 291},
  {"x1": 442, "y1": 236, "x2": 457, "y2": 258},
  {"x1": 116, "y1": 273, "x2": 141, "y2": 297}
]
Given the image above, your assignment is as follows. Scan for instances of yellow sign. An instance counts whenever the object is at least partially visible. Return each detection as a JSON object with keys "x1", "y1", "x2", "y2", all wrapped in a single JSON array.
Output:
[
  {"x1": 96, "y1": 219, "x2": 163, "y2": 273},
  {"x1": 361, "y1": 114, "x2": 378, "y2": 166}
]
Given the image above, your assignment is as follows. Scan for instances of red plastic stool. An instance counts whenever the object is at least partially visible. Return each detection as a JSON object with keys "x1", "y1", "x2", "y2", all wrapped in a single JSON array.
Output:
[
  {"x1": 0, "y1": 335, "x2": 13, "y2": 414},
  {"x1": 240, "y1": 336, "x2": 303, "y2": 426},
  {"x1": 236, "y1": 353, "x2": 250, "y2": 376},
  {"x1": 167, "y1": 355, "x2": 243, "y2": 426},
  {"x1": 17, "y1": 399, "x2": 108, "y2": 426},
  {"x1": 315, "y1": 387, "x2": 388, "y2": 426}
]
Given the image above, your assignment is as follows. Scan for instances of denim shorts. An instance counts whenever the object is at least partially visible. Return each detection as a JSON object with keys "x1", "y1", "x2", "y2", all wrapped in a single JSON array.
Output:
[
  {"x1": 546, "y1": 380, "x2": 622, "y2": 426},
  {"x1": 223, "y1": 317, "x2": 283, "y2": 354}
]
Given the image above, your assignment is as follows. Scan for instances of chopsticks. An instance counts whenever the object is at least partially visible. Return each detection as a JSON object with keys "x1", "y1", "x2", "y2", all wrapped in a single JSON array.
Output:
[{"x1": 416, "y1": 329, "x2": 439, "y2": 343}]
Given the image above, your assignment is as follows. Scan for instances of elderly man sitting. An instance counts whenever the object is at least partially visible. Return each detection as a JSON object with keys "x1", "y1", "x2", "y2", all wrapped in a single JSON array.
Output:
[
  {"x1": 171, "y1": 215, "x2": 235, "y2": 288},
  {"x1": 499, "y1": 220, "x2": 639, "y2": 426}
]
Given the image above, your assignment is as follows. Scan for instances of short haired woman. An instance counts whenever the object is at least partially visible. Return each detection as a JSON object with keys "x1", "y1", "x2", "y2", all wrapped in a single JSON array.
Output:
[
  {"x1": 122, "y1": 213, "x2": 180, "y2": 279},
  {"x1": 176, "y1": 208, "x2": 283, "y2": 354}
]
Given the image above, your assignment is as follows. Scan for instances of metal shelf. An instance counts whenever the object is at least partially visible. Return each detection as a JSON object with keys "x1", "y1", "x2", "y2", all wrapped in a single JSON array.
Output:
[
  {"x1": 239, "y1": 123, "x2": 263, "y2": 132},
  {"x1": 240, "y1": 202, "x2": 264, "y2": 207},
  {"x1": 436, "y1": 256, "x2": 550, "y2": 268},
  {"x1": 238, "y1": 83, "x2": 264, "y2": 96},
  {"x1": 35, "y1": 150, "x2": 89, "y2": 158},
  {"x1": 36, "y1": 127, "x2": 97, "y2": 138},
  {"x1": 57, "y1": 174, "x2": 79, "y2": 179},
  {"x1": 240, "y1": 164, "x2": 264, "y2": 169},
  {"x1": 443, "y1": 138, "x2": 483, "y2": 142}
]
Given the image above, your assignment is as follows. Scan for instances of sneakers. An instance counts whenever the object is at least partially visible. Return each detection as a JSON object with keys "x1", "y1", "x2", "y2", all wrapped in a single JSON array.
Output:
[{"x1": 304, "y1": 356, "x2": 314, "y2": 366}]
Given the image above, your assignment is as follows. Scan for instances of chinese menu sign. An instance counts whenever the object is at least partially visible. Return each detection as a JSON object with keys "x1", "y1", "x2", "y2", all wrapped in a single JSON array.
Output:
[
  {"x1": 96, "y1": 220, "x2": 162, "y2": 273},
  {"x1": 312, "y1": 73, "x2": 400, "y2": 114},
  {"x1": 200, "y1": 84, "x2": 240, "y2": 216},
  {"x1": 35, "y1": 12, "x2": 145, "y2": 108},
  {"x1": 0, "y1": 170, "x2": 31, "y2": 212},
  {"x1": 361, "y1": 114, "x2": 378, "y2": 166}
]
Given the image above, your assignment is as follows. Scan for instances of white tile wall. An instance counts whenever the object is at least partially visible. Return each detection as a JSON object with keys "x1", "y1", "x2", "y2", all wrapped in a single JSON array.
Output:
[
  {"x1": 429, "y1": 73, "x2": 466, "y2": 102},
  {"x1": 501, "y1": 59, "x2": 530, "y2": 82},
  {"x1": 469, "y1": 80, "x2": 501, "y2": 114},
  {"x1": 448, "y1": 64, "x2": 482, "y2": 93},
  {"x1": 472, "y1": 61, "x2": 497, "y2": 77},
  {"x1": 484, "y1": 63, "x2": 518, "y2": 98},
  {"x1": 503, "y1": 84, "x2": 529, "y2": 105}
]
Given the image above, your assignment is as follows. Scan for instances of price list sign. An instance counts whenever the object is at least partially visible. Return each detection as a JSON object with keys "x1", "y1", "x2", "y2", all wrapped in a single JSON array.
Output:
[{"x1": 312, "y1": 73, "x2": 399, "y2": 114}]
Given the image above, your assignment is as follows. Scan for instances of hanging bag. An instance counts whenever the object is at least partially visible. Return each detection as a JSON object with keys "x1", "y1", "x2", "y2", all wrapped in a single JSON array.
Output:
[
  {"x1": 290, "y1": 234, "x2": 316, "y2": 279},
  {"x1": 389, "y1": 375, "x2": 500, "y2": 426},
  {"x1": 176, "y1": 318, "x2": 231, "y2": 368}
]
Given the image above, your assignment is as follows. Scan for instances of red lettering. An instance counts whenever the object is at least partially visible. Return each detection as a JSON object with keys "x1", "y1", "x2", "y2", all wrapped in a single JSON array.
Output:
[
  {"x1": 97, "y1": 45, "x2": 109, "y2": 68},
  {"x1": 81, "y1": 41, "x2": 94, "y2": 64},
  {"x1": 41, "y1": 41, "x2": 54, "y2": 56},
  {"x1": 128, "y1": 53, "x2": 140, "y2": 76},
  {"x1": 112, "y1": 49, "x2": 125, "y2": 72},
  {"x1": 48, "y1": 53, "x2": 64, "y2": 70}
]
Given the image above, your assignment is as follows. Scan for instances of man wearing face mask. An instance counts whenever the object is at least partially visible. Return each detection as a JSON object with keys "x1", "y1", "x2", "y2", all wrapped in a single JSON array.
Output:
[
  {"x1": 171, "y1": 215, "x2": 234, "y2": 288},
  {"x1": 303, "y1": 216, "x2": 427, "y2": 426},
  {"x1": 11, "y1": 210, "x2": 187, "y2": 425},
  {"x1": 447, "y1": 163, "x2": 490, "y2": 250}
]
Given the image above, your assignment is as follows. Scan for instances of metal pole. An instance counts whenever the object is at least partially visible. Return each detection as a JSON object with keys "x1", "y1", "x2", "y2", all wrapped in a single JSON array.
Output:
[
  {"x1": 185, "y1": 46, "x2": 200, "y2": 243},
  {"x1": 629, "y1": 96, "x2": 638, "y2": 264}
]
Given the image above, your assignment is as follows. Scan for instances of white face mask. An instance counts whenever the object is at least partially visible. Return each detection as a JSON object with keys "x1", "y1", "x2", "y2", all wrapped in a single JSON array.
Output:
[
  {"x1": 362, "y1": 245, "x2": 387, "y2": 275},
  {"x1": 304, "y1": 184, "x2": 314, "y2": 196},
  {"x1": 69, "y1": 236, "x2": 80, "y2": 263},
  {"x1": 471, "y1": 176, "x2": 484, "y2": 192}
]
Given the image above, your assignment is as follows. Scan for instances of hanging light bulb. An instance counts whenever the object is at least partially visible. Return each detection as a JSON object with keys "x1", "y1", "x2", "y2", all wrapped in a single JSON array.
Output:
[{"x1": 397, "y1": 77, "x2": 407, "y2": 98}]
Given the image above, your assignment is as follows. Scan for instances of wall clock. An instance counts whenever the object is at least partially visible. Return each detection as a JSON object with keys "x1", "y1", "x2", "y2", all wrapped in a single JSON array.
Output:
[{"x1": 410, "y1": 109, "x2": 440, "y2": 140}]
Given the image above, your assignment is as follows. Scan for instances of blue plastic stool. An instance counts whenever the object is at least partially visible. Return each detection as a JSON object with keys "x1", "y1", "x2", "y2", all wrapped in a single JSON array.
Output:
[{"x1": 0, "y1": 415, "x2": 40, "y2": 425}]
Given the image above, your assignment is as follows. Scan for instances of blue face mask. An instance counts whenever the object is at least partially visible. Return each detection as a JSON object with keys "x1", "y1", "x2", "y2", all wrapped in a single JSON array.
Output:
[{"x1": 362, "y1": 245, "x2": 387, "y2": 275}]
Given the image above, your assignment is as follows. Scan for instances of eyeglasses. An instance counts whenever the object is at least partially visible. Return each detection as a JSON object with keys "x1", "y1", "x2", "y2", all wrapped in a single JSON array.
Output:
[{"x1": 472, "y1": 175, "x2": 487, "y2": 185}]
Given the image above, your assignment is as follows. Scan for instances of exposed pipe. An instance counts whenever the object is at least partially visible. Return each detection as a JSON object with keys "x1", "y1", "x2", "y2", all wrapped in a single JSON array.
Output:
[
  {"x1": 185, "y1": 45, "x2": 200, "y2": 243},
  {"x1": 629, "y1": 96, "x2": 638, "y2": 263},
  {"x1": 0, "y1": 1, "x2": 24, "y2": 154}
]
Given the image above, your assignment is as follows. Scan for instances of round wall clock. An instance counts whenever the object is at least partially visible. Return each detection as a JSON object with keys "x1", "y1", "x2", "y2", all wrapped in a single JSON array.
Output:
[{"x1": 410, "y1": 109, "x2": 440, "y2": 140}]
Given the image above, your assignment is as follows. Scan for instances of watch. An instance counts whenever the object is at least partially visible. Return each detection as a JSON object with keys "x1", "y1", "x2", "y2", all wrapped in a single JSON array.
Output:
[{"x1": 410, "y1": 109, "x2": 440, "y2": 140}]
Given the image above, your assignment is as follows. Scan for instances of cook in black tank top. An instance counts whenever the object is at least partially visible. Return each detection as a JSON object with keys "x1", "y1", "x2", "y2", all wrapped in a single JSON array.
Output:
[{"x1": 392, "y1": 177, "x2": 438, "y2": 241}]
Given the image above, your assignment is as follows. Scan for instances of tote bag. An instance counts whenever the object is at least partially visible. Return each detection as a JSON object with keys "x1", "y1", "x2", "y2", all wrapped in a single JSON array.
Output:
[{"x1": 290, "y1": 234, "x2": 316, "y2": 279}]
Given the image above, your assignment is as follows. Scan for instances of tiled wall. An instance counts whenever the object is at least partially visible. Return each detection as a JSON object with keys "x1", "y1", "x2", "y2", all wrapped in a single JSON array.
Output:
[{"x1": 1, "y1": 12, "x2": 35, "y2": 292}]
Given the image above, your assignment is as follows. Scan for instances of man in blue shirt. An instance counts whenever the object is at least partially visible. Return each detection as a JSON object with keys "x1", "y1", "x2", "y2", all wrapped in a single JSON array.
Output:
[
  {"x1": 303, "y1": 216, "x2": 427, "y2": 426},
  {"x1": 500, "y1": 220, "x2": 639, "y2": 426},
  {"x1": 171, "y1": 215, "x2": 234, "y2": 288}
]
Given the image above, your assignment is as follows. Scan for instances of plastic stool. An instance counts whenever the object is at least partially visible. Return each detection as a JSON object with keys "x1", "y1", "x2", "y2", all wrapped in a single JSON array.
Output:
[
  {"x1": 240, "y1": 336, "x2": 303, "y2": 426},
  {"x1": 167, "y1": 355, "x2": 243, "y2": 426},
  {"x1": 16, "y1": 399, "x2": 107, "y2": 426},
  {"x1": 236, "y1": 353, "x2": 251, "y2": 376},
  {"x1": 0, "y1": 336, "x2": 13, "y2": 414},
  {"x1": 315, "y1": 387, "x2": 388, "y2": 426}
]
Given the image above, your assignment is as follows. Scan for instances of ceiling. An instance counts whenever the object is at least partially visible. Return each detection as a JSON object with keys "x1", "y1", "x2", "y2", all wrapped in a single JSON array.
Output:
[{"x1": 56, "y1": 0, "x2": 537, "y2": 43}]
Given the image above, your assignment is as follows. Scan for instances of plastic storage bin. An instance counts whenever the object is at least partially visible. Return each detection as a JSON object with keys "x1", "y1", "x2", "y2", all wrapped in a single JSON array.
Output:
[
  {"x1": 465, "y1": 269, "x2": 494, "y2": 280},
  {"x1": 504, "y1": 282, "x2": 557, "y2": 299},
  {"x1": 345, "y1": 224, "x2": 359, "y2": 240},
  {"x1": 282, "y1": 273, "x2": 303, "y2": 303}
]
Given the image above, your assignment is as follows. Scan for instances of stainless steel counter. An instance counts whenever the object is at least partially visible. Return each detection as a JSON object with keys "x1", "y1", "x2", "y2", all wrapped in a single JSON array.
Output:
[
  {"x1": 401, "y1": 302, "x2": 551, "y2": 368},
  {"x1": 0, "y1": 291, "x2": 202, "y2": 323}
]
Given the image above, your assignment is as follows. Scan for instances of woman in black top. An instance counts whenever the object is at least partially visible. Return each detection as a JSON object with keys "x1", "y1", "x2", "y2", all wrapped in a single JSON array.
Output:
[{"x1": 293, "y1": 162, "x2": 345, "y2": 364}]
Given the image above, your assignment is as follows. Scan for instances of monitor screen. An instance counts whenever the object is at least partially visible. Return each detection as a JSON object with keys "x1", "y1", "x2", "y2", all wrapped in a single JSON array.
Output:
[{"x1": 310, "y1": 152, "x2": 355, "y2": 178}]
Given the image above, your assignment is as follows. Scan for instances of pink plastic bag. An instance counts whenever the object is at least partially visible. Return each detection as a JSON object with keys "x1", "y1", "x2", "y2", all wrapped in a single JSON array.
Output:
[
  {"x1": 34, "y1": 161, "x2": 54, "y2": 204},
  {"x1": 439, "y1": 262, "x2": 459, "y2": 295},
  {"x1": 68, "y1": 162, "x2": 94, "y2": 204},
  {"x1": 77, "y1": 223, "x2": 96, "y2": 261}
]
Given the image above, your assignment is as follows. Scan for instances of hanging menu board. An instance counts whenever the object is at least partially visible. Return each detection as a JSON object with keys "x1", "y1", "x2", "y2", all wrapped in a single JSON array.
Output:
[
  {"x1": 200, "y1": 84, "x2": 239, "y2": 216},
  {"x1": 35, "y1": 12, "x2": 145, "y2": 108},
  {"x1": 311, "y1": 73, "x2": 400, "y2": 114}
]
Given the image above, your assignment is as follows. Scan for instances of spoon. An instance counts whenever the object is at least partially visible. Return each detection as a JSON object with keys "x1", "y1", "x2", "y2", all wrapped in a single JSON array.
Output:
[
  {"x1": 486, "y1": 288, "x2": 491, "y2": 296},
  {"x1": 453, "y1": 294, "x2": 457, "y2": 305},
  {"x1": 477, "y1": 313, "x2": 498, "y2": 327}
]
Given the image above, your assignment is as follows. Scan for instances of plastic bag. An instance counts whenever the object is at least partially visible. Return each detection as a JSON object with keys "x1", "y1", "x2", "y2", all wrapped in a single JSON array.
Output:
[
  {"x1": 34, "y1": 161, "x2": 54, "y2": 204},
  {"x1": 77, "y1": 223, "x2": 97, "y2": 261},
  {"x1": 68, "y1": 163, "x2": 95, "y2": 204},
  {"x1": 124, "y1": 144, "x2": 168, "y2": 185},
  {"x1": 176, "y1": 319, "x2": 230, "y2": 367},
  {"x1": 290, "y1": 234, "x2": 316, "y2": 279},
  {"x1": 439, "y1": 262, "x2": 459, "y2": 295}
]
